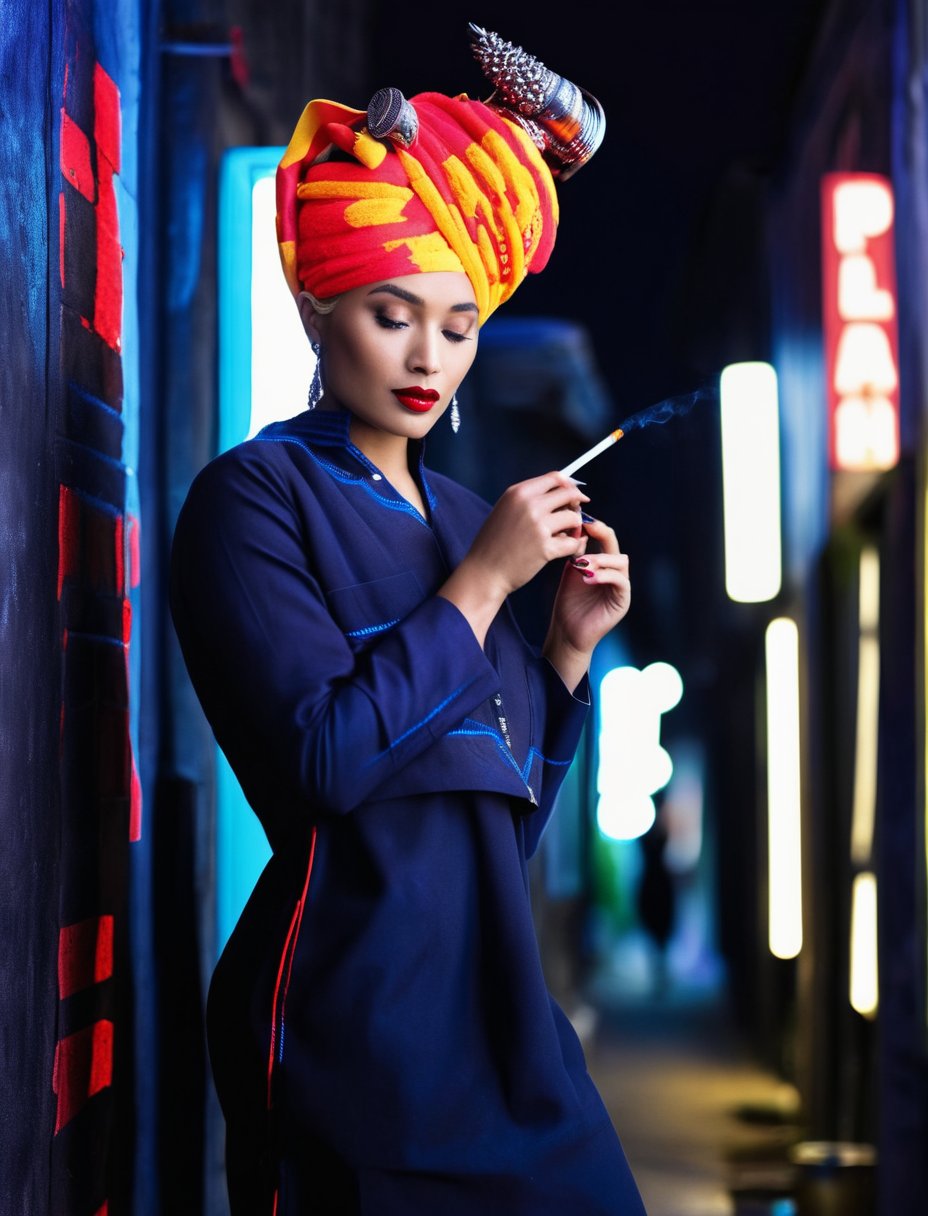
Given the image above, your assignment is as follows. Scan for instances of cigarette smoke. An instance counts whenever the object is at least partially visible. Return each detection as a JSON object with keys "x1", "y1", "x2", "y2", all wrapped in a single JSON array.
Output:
[{"x1": 618, "y1": 384, "x2": 716, "y2": 435}]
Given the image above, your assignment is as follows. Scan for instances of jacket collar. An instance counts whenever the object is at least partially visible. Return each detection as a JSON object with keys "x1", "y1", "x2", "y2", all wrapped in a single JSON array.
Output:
[{"x1": 257, "y1": 408, "x2": 438, "y2": 515}]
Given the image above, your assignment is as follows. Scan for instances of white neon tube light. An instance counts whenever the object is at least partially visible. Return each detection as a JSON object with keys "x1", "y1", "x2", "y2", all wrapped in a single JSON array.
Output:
[
  {"x1": 720, "y1": 362, "x2": 782, "y2": 604},
  {"x1": 765, "y1": 617, "x2": 803, "y2": 959}
]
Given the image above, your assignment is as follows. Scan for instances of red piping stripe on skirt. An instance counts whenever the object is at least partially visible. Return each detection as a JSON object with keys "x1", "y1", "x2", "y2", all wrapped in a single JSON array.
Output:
[{"x1": 266, "y1": 827, "x2": 318, "y2": 1109}]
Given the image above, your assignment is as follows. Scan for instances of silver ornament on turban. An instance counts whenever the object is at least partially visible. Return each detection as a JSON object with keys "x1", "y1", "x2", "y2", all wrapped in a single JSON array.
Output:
[{"x1": 469, "y1": 23, "x2": 605, "y2": 180}]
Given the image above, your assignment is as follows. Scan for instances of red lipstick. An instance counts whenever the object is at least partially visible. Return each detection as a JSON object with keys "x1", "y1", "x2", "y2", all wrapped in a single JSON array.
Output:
[{"x1": 393, "y1": 386, "x2": 440, "y2": 413}]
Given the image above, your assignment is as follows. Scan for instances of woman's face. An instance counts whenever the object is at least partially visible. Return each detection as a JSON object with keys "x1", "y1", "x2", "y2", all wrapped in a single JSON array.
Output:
[{"x1": 301, "y1": 271, "x2": 479, "y2": 441}]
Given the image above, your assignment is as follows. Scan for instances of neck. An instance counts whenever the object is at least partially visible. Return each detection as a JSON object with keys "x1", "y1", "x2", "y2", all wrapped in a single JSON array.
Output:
[{"x1": 348, "y1": 417, "x2": 412, "y2": 481}]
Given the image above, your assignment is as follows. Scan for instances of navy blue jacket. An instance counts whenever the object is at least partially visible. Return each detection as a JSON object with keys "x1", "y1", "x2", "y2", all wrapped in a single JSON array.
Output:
[{"x1": 170, "y1": 409, "x2": 645, "y2": 1215}]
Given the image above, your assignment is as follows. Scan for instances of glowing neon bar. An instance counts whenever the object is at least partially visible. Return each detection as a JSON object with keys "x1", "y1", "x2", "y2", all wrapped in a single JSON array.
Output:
[
  {"x1": 765, "y1": 617, "x2": 803, "y2": 959},
  {"x1": 720, "y1": 362, "x2": 782, "y2": 603},
  {"x1": 851, "y1": 548, "x2": 880, "y2": 865},
  {"x1": 850, "y1": 871, "x2": 878, "y2": 1018},
  {"x1": 821, "y1": 173, "x2": 899, "y2": 471}
]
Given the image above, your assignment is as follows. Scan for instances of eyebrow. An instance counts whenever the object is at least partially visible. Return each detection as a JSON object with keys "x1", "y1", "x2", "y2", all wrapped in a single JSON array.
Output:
[{"x1": 367, "y1": 284, "x2": 479, "y2": 315}]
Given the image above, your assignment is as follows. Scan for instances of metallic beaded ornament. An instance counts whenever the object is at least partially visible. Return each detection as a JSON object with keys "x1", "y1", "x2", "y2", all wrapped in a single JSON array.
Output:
[
  {"x1": 468, "y1": 23, "x2": 606, "y2": 179},
  {"x1": 366, "y1": 86, "x2": 419, "y2": 148}
]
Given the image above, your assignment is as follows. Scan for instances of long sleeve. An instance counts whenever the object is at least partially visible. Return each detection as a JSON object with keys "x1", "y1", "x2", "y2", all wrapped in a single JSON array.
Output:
[
  {"x1": 170, "y1": 447, "x2": 502, "y2": 838},
  {"x1": 520, "y1": 655, "x2": 590, "y2": 857}
]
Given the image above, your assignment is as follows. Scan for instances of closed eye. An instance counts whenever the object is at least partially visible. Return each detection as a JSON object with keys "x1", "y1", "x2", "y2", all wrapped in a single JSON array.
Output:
[{"x1": 374, "y1": 312, "x2": 407, "y2": 330}]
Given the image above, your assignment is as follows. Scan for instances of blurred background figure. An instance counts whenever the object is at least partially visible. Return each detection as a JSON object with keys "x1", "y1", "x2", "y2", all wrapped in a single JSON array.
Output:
[{"x1": 636, "y1": 803, "x2": 677, "y2": 998}]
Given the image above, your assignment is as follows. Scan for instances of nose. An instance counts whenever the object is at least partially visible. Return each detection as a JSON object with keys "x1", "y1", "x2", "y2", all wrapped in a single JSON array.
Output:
[{"x1": 407, "y1": 325, "x2": 441, "y2": 378}]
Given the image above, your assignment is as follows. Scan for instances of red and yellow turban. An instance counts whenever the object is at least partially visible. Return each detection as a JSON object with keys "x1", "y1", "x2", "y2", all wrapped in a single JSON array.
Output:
[{"x1": 276, "y1": 93, "x2": 560, "y2": 324}]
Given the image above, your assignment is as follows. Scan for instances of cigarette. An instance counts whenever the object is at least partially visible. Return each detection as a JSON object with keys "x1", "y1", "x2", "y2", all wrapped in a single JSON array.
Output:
[{"x1": 559, "y1": 428, "x2": 624, "y2": 477}]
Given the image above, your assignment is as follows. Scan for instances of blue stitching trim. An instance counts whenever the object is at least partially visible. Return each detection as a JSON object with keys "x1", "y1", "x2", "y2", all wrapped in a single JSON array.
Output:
[
  {"x1": 448, "y1": 718, "x2": 525, "y2": 779},
  {"x1": 278, "y1": 1020, "x2": 285, "y2": 1062},
  {"x1": 447, "y1": 720, "x2": 573, "y2": 784},
  {"x1": 346, "y1": 617, "x2": 401, "y2": 638},
  {"x1": 253, "y1": 434, "x2": 430, "y2": 525},
  {"x1": 521, "y1": 747, "x2": 572, "y2": 781},
  {"x1": 368, "y1": 681, "x2": 473, "y2": 764}
]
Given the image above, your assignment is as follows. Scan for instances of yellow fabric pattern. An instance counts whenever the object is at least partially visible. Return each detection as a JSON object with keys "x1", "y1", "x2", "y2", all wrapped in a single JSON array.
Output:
[
  {"x1": 344, "y1": 197, "x2": 410, "y2": 228},
  {"x1": 296, "y1": 181, "x2": 413, "y2": 201},
  {"x1": 382, "y1": 232, "x2": 465, "y2": 274},
  {"x1": 397, "y1": 149, "x2": 493, "y2": 319}
]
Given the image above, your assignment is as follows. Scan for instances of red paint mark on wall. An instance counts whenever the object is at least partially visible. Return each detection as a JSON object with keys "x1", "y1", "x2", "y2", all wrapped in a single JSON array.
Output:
[
  {"x1": 57, "y1": 485, "x2": 80, "y2": 600},
  {"x1": 127, "y1": 515, "x2": 141, "y2": 589},
  {"x1": 53, "y1": 1020, "x2": 114, "y2": 1133},
  {"x1": 58, "y1": 915, "x2": 114, "y2": 999},
  {"x1": 60, "y1": 109, "x2": 95, "y2": 203},
  {"x1": 114, "y1": 513, "x2": 125, "y2": 594},
  {"x1": 59, "y1": 193, "x2": 66, "y2": 289},
  {"x1": 93, "y1": 64, "x2": 120, "y2": 173},
  {"x1": 130, "y1": 761, "x2": 142, "y2": 843},
  {"x1": 94, "y1": 156, "x2": 123, "y2": 351}
]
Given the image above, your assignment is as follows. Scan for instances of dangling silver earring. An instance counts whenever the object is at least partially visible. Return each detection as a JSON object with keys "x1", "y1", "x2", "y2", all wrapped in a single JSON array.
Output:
[
  {"x1": 450, "y1": 395, "x2": 461, "y2": 434},
  {"x1": 308, "y1": 342, "x2": 324, "y2": 409}
]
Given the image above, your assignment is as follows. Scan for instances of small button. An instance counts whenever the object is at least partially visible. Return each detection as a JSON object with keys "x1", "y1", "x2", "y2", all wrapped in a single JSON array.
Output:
[{"x1": 371, "y1": 473, "x2": 382, "y2": 481}]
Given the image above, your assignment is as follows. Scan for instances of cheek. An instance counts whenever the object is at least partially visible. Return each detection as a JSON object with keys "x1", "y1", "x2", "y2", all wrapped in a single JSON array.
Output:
[
  {"x1": 328, "y1": 329, "x2": 390, "y2": 390},
  {"x1": 456, "y1": 340, "x2": 479, "y2": 380}
]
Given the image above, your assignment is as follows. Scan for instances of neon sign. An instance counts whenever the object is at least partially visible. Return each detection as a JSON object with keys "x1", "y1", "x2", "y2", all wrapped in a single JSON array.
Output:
[{"x1": 822, "y1": 173, "x2": 899, "y2": 471}]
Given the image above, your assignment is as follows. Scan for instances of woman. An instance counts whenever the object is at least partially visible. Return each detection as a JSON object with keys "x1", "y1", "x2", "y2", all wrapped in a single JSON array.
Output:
[{"x1": 171, "y1": 27, "x2": 644, "y2": 1216}]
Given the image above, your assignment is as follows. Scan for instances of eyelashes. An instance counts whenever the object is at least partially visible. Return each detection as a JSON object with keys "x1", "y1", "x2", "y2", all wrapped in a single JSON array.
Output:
[
  {"x1": 374, "y1": 312, "x2": 406, "y2": 331},
  {"x1": 373, "y1": 311, "x2": 472, "y2": 344}
]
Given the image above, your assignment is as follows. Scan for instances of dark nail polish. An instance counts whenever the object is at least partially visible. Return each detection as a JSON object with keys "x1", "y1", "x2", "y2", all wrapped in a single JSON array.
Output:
[{"x1": 572, "y1": 558, "x2": 590, "y2": 568}]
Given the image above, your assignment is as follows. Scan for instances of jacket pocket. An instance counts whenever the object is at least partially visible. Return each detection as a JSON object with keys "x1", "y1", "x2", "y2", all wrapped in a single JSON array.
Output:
[{"x1": 324, "y1": 570, "x2": 424, "y2": 642}]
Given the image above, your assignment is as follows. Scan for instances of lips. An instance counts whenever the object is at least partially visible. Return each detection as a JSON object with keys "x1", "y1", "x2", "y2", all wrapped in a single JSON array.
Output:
[{"x1": 392, "y1": 387, "x2": 440, "y2": 414}]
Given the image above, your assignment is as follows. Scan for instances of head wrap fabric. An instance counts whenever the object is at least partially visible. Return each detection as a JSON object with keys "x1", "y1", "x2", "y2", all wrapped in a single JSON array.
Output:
[{"x1": 276, "y1": 92, "x2": 559, "y2": 324}]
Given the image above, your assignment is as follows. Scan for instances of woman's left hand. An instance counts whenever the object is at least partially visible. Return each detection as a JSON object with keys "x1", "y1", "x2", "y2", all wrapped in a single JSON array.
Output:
[{"x1": 543, "y1": 517, "x2": 630, "y2": 689}]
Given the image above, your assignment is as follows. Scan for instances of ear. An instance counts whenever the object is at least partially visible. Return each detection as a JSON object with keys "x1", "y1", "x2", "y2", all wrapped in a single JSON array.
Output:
[{"x1": 297, "y1": 292, "x2": 326, "y2": 345}]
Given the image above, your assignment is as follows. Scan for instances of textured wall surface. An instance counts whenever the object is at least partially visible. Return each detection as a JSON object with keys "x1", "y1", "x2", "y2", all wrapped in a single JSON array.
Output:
[
  {"x1": 0, "y1": 1, "x2": 59, "y2": 1206},
  {"x1": 1, "y1": 1, "x2": 141, "y2": 1212}
]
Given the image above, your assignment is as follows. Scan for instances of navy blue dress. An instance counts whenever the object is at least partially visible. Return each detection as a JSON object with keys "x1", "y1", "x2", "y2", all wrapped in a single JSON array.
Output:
[{"x1": 170, "y1": 409, "x2": 645, "y2": 1215}]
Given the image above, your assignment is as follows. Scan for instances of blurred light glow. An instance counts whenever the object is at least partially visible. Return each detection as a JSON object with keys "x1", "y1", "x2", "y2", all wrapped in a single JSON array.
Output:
[
  {"x1": 822, "y1": 174, "x2": 899, "y2": 471},
  {"x1": 661, "y1": 744, "x2": 705, "y2": 874},
  {"x1": 219, "y1": 147, "x2": 310, "y2": 457},
  {"x1": 596, "y1": 662, "x2": 683, "y2": 841},
  {"x1": 249, "y1": 174, "x2": 312, "y2": 436},
  {"x1": 850, "y1": 871, "x2": 879, "y2": 1018},
  {"x1": 851, "y1": 549, "x2": 880, "y2": 866},
  {"x1": 833, "y1": 179, "x2": 893, "y2": 254},
  {"x1": 720, "y1": 362, "x2": 782, "y2": 603},
  {"x1": 765, "y1": 617, "x2": 803, "y2": 959}
]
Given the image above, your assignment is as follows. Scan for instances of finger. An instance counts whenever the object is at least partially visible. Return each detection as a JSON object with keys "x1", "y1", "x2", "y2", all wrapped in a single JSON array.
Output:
[
  {"x1": 581, "y1": 517, "x2": 620, "y2": 554},
  {"x1": 549, "y1": 533, "x2": 587, "y2": 561},
  {"x1": 579, "y1": 553, "x2": 629, "y2": 573},
  {"x1": 550, "y1": 506, "x2": 586, "y2": 535},
  {"x1": 515, "y1": 471, "x2": 589, "y2": 498}
]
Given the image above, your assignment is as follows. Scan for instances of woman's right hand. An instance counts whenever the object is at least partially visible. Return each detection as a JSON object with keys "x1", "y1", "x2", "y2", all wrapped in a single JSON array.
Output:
[{"x1": 438, "y1": 472, "x2": 589, "y2": 646}]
